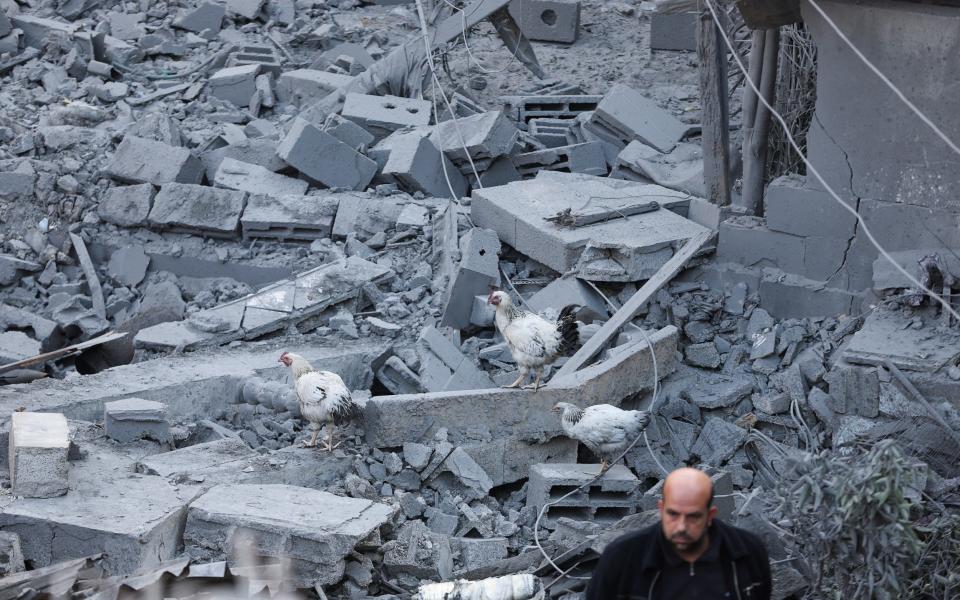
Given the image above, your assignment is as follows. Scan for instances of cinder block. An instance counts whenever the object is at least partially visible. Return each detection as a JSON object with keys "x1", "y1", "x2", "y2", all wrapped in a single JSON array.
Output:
[
  {"x1": 824, "y1": 360, "x2": 879, "y2": 418},
  {"x1": 527, "y1": 464, "x2": 639, "y2": 524},
  {"x1": 104, "y1": 398, "x2": 170, "y2": 443},
  {"x1": 323, "y1": 114, "x2": 375, "y2": 149},
  {"x1": 765, "y1": 175, "x2": 857, "y2": 239},
  {"x1": 98, "y1": 184, "x2": 155, "y2": 227},
  {"x1": 227, "y1": 44, "x2": 281, "y2": 77},
  {"x1": 209, "y1": 64, "x2": 261, "y2": 108},
  {"x1": 200, "y1": 138, "x2": 286, "y2": 183},
  {"x1": 441, "y1": 228, "x2": 500, "y2": 329},
  {"x1": 377, "y1": 130, "x2": 467, "y2": 199},
  {"x1": 508, "y1": 0, "x2": 580, "y2": 43},
  {"x1": 512, "y1": 141, "x2": 607, "y2": 178},
  {"x1": 277, "y1": 118, "x2": 377, "y2": 190},
  {"x1": 241, "y1": 193, "x2": 339, "y2": 240},
  {"x1": 716, "y1": 216, "x2": 806, "y2": 275},
  {"x1": 650, "y1": 11, "x2": 697, "y2": 51},
  {"x1": 149, "y1": 183, "x2": 246, "y2": 237},
  {"x1": 105, "y1": 136, "x2": 204, "y2": 186},
  {"x1": 214, "y1": 157, "x2": 308, "y2": 196},
  {"x1": 172, "y1": 2, "x2": 225, "y2": 35},
  {"x1": 588, "y1": 84, "x2": 686, "y2": 152},
  {"x1": 276, "y1": 69, "x2": 353, "y2": 107},
  {"x1": 500, "y1": 94, "x2": 602, "y2": 123},
  {"x1": 9, "y1": 412, "x2": 70, "y2": 498},
  {"x1": 341, "y1": 93, "x2": 431, "y2": 138},
  {"x1": 417, "y1": 326, "x2": 496, "y2": 392},
  {"x1": 528, "y1": 118, "x2": 577, "y2": 148},
  {"x1": 430, "y1": 111, "x2": 519, "y2": 164}
]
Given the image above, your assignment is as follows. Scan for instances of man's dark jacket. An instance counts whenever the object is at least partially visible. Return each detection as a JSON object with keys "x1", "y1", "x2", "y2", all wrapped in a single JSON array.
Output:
[{"x1": 585, "y1": 519, "x2": 772, "y2": 600}]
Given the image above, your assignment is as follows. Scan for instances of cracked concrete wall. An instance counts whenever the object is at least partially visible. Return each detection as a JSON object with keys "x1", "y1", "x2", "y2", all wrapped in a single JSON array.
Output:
[{"x1": 802, "y1": 0, "x2": 960, "y2": 292}]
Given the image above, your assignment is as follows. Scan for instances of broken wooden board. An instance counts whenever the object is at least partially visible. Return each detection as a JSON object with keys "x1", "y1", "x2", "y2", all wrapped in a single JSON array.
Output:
[
  {"x1": 843, "y1": 309, "x2": 960, "y2": 372},
  {"x1": 552, "y1": 229, "x2": 713, "y2": 378},
  {"x1": 0, "y1": 331, "x2": 127, "y2": 375},
  {"x1": 133, "y1": 256, "x2": 394, "y2": 351}
]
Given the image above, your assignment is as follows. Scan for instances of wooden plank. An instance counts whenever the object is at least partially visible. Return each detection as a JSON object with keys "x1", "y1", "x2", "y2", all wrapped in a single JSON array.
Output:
[
  {"x1": 0, "y1": 331, "x2": 127, "y2": 375},
  {"x1": 554, "y1": 230, "x2": 714, "y2": 378},
  {"x1": 697, "y1": 3, "x2": 732, "y2": 206},
  {"x1": 69, "y1": 233, "x2": 106, "y2": 319}
]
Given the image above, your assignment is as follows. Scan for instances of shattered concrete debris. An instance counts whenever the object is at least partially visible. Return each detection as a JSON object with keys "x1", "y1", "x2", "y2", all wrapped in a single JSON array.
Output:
[{"x1": 9, "y1": 412, "x2": 70, "y2": 498}]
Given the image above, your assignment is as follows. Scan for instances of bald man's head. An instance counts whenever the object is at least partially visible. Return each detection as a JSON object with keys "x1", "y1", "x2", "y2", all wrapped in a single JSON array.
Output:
[{"x1": 658, "y1": 468, "x2": 717, "y2": 558}]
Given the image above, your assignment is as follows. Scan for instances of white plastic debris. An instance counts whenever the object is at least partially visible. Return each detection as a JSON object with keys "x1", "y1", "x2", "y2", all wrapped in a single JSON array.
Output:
[{"x1": 417, "y1": 574, "x2": 544, "y2": 600}]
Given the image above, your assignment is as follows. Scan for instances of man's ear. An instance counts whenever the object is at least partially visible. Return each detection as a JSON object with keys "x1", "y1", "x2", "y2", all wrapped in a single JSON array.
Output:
[
  {"x1": 657, "y1": 499, "x2": 664, "y2": 512},
  {"x1": 707, "y1": 505, "x2": 718, "y2": 523}
]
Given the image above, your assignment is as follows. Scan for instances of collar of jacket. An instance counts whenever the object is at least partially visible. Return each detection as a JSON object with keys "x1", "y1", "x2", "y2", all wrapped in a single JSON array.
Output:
[{"x1": 639, "y1": 519, "x2": 754, "y2": 573}]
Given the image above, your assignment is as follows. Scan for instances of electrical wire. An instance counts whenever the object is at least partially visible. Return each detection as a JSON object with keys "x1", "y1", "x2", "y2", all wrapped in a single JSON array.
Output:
[
  {"x1": 804, "y1": 0, "x2": 960, "y2": 160},
  {"x1": 702, "y1": 0, "x2": 960, "y2": 324}
]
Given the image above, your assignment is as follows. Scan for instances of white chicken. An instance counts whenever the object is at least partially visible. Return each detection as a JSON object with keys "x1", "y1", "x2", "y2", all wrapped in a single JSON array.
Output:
[
  {"x1": 487, "y1": 290, "x2": 579, "y2": 390},
  {"x1": 279, "y1": 351, "x2": 359, "y2": 450},
  {"x1": 553, "y1": 402, "x2": 651, "y2": 470}
]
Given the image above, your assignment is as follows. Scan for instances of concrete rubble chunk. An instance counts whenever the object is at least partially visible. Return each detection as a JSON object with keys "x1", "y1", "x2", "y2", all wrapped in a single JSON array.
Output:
[
  {"x1": 137, "y1": 438, "x2": 256, "y2": 478},
  {"x1": 9, "y1": 412, "x2": 70, "y2": 498},
  {"x1": 241, "y1": 193, "x2": 339, "y2": 240},
  {"x1": 0, "y1": 304, "x2": 63, "y2": 351},
  {"x1": 226, "y1": 0, "x2": 264, "y2": 19},
  {"x1": 209, "y1": 64, "x2": 260, "y2": 108},
  {"x1": 173, "y1": 2, "x2": 225, "y2": 34},
  {"x1": 0, "y1": 532, "x2": 24, "y2": 577},
  {"x1": 214, "y1": 157, "x2": 309, "y2": 196},
  {"x1": 149, "y1": 183, "x2": 246, "y2": 237},
  {"x1": 276, "y1": 69, "x2": 353, "y2": 107},
  {"x1": 184, "y1": 484, "x2": 395, "y2": 587},
  {"x1": 342, "y1": 93, "x2": 432, "y2": 138},
  {"x1": 527, "y1": 463, "x2": 638, "y2": 524},
  {"x1": 0, "y1": 472, "x2": 187, "y2": 575},
  {"x1": 0, "y1": 10, "x2": 10, "y2": 38},
  {"x1": 104, "y1": 398, "x2": 170, "y2": 443},
  {"x1": 277, "y1": 118, "x2": 377, "y2": 190},
  {"x1": 403, "y1": 442, "x2": 433, "y2": 470},
  {"x1": 323, "y1": 113, "x2": 375, "y2": 149},
  {"x1": 684, "y1": 341, "x2": 721, "y2": 369},
  {"x1": 98, "y1": 184, "x2": 155, "y2": 227},
  {"x1": 441, "y1": 227, "x2": 501, "y2": 329},
  {"x1": 513, "y1": 141, "x2": 608, "y2": 179},
  {"x1": 430, "y1": 110, "x2": 519, "y2": 164},
  {"x1": 383, "y1": 520, "x2": 453, "y2": 581},
  {"x1": 688, "y1": 375, "x2": 753, "y2": 409},
  {"x1": 527, "y1": 277, "x2": 608, "y2": 323},
  {"x1": 429, "y1": 446, "x2": 494, "y2": 500},
  {"x1": 691, "y1": 417, "x2": 747, "y2": 466},
  {"x1": 843, "y1": 309, "x2": 960, "y2": 373},
  {"x1": 374, "y1": 130, "x2": 467, "y2": 199},
  {"x1": 0, "y1": 255, "x2": 40, "y2": 286},
  {"x1": 587, "y1": 83, "x2": 687, "y2": 153},
  {"x1": 471, "y1": 172, "x2": 709, "y2": 282},
  {"x1": 105, "y1": 136, "x2": 204, "y2": 186},
  {"x1": 418, "y1": 325, "x2": 496, "y2": 391},
  {"x1": 107, "y1": 245, "x2": 149, "y2": 287},
  {"x1": 0, "y1": 332, "x2": 42, "y2": 364},
  {"x1": 825, "y1": 361, "x2": 879, "y2": 417},
  {"x1": 509, "y1": 0, "x2": 580, "y2": 43}
]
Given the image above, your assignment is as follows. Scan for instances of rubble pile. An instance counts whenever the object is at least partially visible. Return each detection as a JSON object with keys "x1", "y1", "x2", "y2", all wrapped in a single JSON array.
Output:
[{"x1": 0, "y1": 0, "x2": 958, "y2": 598}]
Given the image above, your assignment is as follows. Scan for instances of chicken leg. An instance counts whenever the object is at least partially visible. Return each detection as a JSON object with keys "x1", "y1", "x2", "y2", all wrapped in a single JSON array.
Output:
[
  {"x1": 303, "y1": 428, "x2": 320, "y2": 448},
  {"x1": 321, "y1": 424, "x2": 344, "y2": 451},
  {"x1": 503, "y1": 368, "x2": 528, "y2": 389},
  {"x1": 523, "y1": 369, "x2": 544, "y2": 391}
]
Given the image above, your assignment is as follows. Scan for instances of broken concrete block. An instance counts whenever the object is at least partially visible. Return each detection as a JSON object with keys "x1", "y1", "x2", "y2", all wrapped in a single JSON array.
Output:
[
  {"x1": 172, "y1": 2, "x2": 225, "y2": 34},
  {"x1": 341, "y1": 93, "x2": 432, "y2": 138},
  {"x1": 403, "y1": 442, "x2": 433, "y2": 471},
  {"x1": 825, "y1": 361, "x2": 879, "y2": 417},
  {"x1": 226, "y1": 0, "x2": 263, "y2": 19},
  {"x1": 0, "y1": 10, "x2": 10, "y2": 38},
  {"x1": 685, "y1": 341, "x2": 721, "y2": 368},
  {"x1": 105, "y1": 136, "x2": 204, "y2": 186},
  {"x1": 9, "y1": 15, "x2": 74, "y2": 49},
  {"x1": 513, "y1": 141, "x2": 608, "y2": 178},
  {"x1": 0, "y1": 255, "x2": 40, "y2": 286},
  {"x1": 509, "y1": 0, "x2": 580, "y2": 43},
  {"x1": 241, "y1": 193, "x2": 339, "y2": 240},
  {"x1": 0, "y1": 304, "x2": 63, "y2": 351},
  {"x1": 470, "y1": 294, "x2": 495, "y2": 327},
  {"x1": 455, "y1": 537, "x2": 508, "y2": 573},
  {"x1": 527, "y1": 464, "x2": 638, "y2": 524},
  {"x1": 209, "y1": 64, "x2": 260, "y2": 108},
  {"x1": 0, "y1": 532, "x2": 24, "y2": 577},
  {"x1": 688, "y1": 375, "x2": 753, "y2": 409},
  {"x1": 377, "y1": 130, "x2": 467, "y2": 199},
  {"x1": 149, "y1": 183, "x2": 246, "y2": 237},
  {"x1": 227, "y1": 45, "x2": 282, "y2": 77},
  {"x1": 587, "y1": 84, "x2": 686, "y2": 152},
  {"x1": 137, "y1": 438, "x2": 255, "y2": 478},
  {"x1": 430, "y1": 111, "x2": 519, "y2": 164},
  {"x1": 214, "y1": 157, "x2": 308, "y2": 196},
  {"x1": 276, "y1": 69, "x2": 353, "y2": 107},
  {"x1": 0, "y1": 332, "x2": 42, "y2": 365},
  {"x1": 377, "y1": 355, "x2": 425, "y2": 395},
  {"x1": 9, "y1": 412, "x2": 69, "y2": 498},
  {"x1": 418, "y1": 326, "x2": 496, "y2": 392},
  {"x1": 754, "y1": 392, "x2": 790, "y2": 415},
  {"x1": 526, "y1": 276, "x2": 608, "y2": 323},
  {"x1": 383, "y1": 520, "x2": 453, "y2": 581},
  {"x1": 690, "y1": 418, "x2": 746, "y2": 466},
  {"x1": 0, "y1": 473, "x2": 186, "y2": 575},
  {"x1": 428, "y1": 446, "x2": 494, "y2": 500},
  {"x1": 323, "y1": 113, "x2": 375, "y2": 149},
  {"x1": 107, "y1": 246, "x2": 149, "y2": 287},
  {"x1": 277, "y1": 118, "x2": 377, "y2": 190},
  {"x1": 140, "y1": 280, "x2": 186, "y2": 319},
  {"x1": 501, "y1": 94, "x2": 602, "y2": 123},
  {"x1": 650, "y1": 11, "x2": 697, "y2": 51},
  {"x1": 104, "y1": 398, "x2": 170, "y2": 443},
  {"x1": 441, "y1": 228, "x2": 500, "y2": 329},
  {"x1": 184, "y1": 484, "x2": 395, "y2": 587},
  {"x1": 471, "y1": 172, "x2": 708, "y2": 282}
]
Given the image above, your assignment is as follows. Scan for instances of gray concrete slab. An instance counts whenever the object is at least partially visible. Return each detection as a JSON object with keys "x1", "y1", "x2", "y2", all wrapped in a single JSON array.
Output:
[
  {"x1": 471, "y1": 172, "x2": 709, "y2": 282},
  {"x1": 588, "y1": 84, "x2": 686, "y2": 153},
  {"x1": 98, "y1": 184, "x2": 155, "y2": 227},
  {"x1": 9, "y1": 412, "x2": 69, "y2": 498},
  {"x1": 277, "y1": 118, "x2": 377, "y2": 190},
  {"x1": 148, "y1": 183, "x2": 246, "y2": 238},
  {"x1": 843, "y1": 309, "x2": 960, "y2": 372},
  {"x1": 341, "y1": 93, "x2": 431, "y2": 137},
  {"x1": 241, "y1": 193, "x2": 339, "y2": 240},
  {"x1": 276, "y1": 69, "x2": 353, "y2": 107},
  {"x1": 105, "y1": 136, "x2": 204, "y2": 186},
  {"x1": 430, "y1": 111, "x2": 519, "y2": 163},
  {"x1": 214, "y1": 157, "x2": 308, "y2": 196}
]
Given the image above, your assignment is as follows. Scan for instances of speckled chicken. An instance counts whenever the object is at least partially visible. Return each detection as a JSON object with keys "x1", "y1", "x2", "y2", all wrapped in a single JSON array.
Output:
[
  {"x1": 553, "y1": 402, "x2": 651, "y2": 470},
  {"x1": 487, "y1": 290, "x2": 579, "y2": 390},
  {"x1": 279, "y1": 351, "x2": 359, "y2": 450}
]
